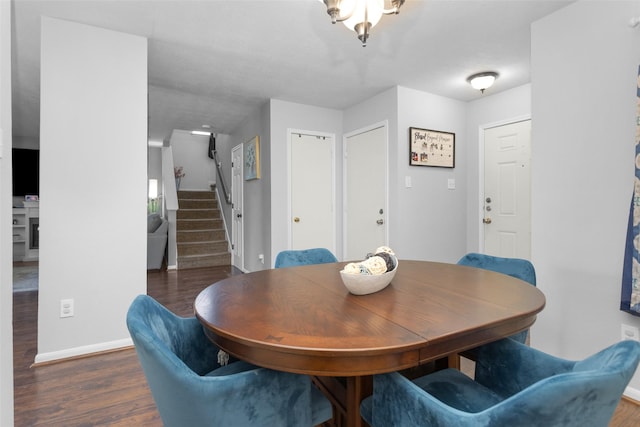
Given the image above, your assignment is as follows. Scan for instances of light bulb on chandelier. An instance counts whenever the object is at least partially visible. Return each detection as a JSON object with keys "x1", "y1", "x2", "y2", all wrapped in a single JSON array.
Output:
[{"x1": 319, "y1": 0, "x2": 405, "y2": 46}]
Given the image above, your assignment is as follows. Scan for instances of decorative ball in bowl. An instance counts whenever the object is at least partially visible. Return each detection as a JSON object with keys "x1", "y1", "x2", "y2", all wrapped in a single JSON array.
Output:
[
  {"x1": 340, "y1": 264, "x2": 397, "y2": 295},
  {"x1": 339, "y1": 247, "x2": 398, "y2": 295}
]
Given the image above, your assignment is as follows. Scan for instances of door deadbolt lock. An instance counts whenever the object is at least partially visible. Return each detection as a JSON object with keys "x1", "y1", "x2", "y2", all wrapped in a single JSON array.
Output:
[
  {"x1": 485, "y1": 197, "x2": 492, "y2": 203},
  {"x1": 483, "y1": 218, "x2": 492, "y2": 224},
  {"x1": 379, "y1": 209, "x2": 384, "y2": 214},
  {"x1": 485, "y1": 206, "x2": 492, "y2": 212},
  {"x1": 293, "y1": 217, "x2": 300, "y2": 223}
]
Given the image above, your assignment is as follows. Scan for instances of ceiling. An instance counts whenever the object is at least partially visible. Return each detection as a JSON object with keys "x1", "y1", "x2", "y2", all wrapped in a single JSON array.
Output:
[{"x1": 11, "y1": 0, "x2": 573, "y2": 143}]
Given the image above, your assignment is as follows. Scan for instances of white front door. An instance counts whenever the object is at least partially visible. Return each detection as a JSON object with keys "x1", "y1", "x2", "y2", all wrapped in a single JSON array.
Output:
[
  {"x1": 483, "y1": 120, "x2": 531, "y2": 258},
  {"x1": 231, "y1": 144, "x2": 244, "y2": 269},
  {"x1": 290, "y1": 131, "x2": 335, "y2": 252},
  {"x1": 344, "y1": 124, "x2": 388, "y2": 261}
]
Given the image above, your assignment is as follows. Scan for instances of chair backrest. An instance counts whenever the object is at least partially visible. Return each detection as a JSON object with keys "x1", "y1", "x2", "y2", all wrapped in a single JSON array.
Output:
[
  {"x1": 457, "y1": 252, "x2": 536, "y2": 286},
  {"x1": 126, "y1": 295, "x2": 225, "y2": 426},
  {"x1": 367, "y1": 339, "x2": 640, "y2": 427},
  {"x1": 485, "y1": 340, "x2": 640, "y2": 427},
  {"x1": 457, "y1": 252, "x2": 536, "y2": 344},
  {"x1": 274, "y1": 248, "x2": 338, "y2": 268},
  {"x1": 126, "y1": 294, "x2": 220, "y2": 377},
  {"x1": 127, "y1": 295, "x2": 330, "y2": 427}
]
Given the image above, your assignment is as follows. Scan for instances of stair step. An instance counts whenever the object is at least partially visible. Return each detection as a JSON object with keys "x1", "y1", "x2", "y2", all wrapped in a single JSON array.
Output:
[
  {"x1": 177, "y1": 229, "x2": 226, "y2": 243},
  {"x1": 177, "y1": 218, "x2": 223, "y2": 231},
  {"x1": 175, "y1": 189, "x2": 230, "y2": 269},
  {"x1": 177, "y1": 209, "x2": 221, "y2": 220},
  {"x1": 179, "y1": 199, "x2": 216, "y2": 210},
  {"x1": 178, "y1": 252, "x2": 231, "y2": 269},
  {"x1": 178, "y1": 190, "x2": 216, "y2": 200},
  {"x1": 178, "y1": 240, "x2": 229, "y2": 256}
]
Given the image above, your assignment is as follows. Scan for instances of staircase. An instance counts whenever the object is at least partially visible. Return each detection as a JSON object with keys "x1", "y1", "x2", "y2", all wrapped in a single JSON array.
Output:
[{"x1": 176, "y1": 190, "x2": 231, "y2": 269}]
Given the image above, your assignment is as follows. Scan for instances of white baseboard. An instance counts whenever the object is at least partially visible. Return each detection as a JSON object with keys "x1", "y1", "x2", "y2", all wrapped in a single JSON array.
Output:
[
  {"x1": 625, "y1": 385, "x2": 640, "y2": 402},
  {"x1": 34, "y1": 338, "x2": 133, "y2": 364}
]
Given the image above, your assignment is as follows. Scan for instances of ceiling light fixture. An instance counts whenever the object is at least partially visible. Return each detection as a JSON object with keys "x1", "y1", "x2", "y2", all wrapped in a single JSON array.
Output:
[
  {"x1": 191, "y1": 130, "x2": 212, "y2": 136},
  {"x1": 467, "y1": 72, "x2": 499, "y2": 94},
  {"x1": 319, "y1": 0, "x2": 405, "y2": 46}
]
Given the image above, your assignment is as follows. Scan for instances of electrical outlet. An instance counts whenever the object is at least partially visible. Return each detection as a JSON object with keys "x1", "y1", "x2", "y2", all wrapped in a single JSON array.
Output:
[
  {"x1": 258, "y1": 254, "x2": 264, "y2": 264},
  {"x1": 60, "y1": 299, "x2": 74, "y2": 318},
  {"x1": 621, "y1": 324, "x2": 639, "y2": 341}
]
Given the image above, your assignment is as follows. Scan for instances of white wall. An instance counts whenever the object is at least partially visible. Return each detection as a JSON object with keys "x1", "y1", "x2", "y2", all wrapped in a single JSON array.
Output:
[
  {"x1": 395, "y1": 86, "x2": 468, "y2": 262},
  {"x1": 343, "y1": 87, "x2": 398, "y2": 134},
  {"x1": 231, "y1": 102, "x2": 272, "y2": 272},
  {"x1": 531, "y1": 0, "x2": 640, "y2": 393},
  {"x1": 0, "y1": 0, "x2": 14, "y2": 423},
  {"x1": 11, "y1": 135, "x2": 38, "y2": 150},
  {"x1": 169, "y1": 130, "x2": 216, "y2": 191},
  {"x1": 466, "y1": 84, "x2": 532, "y2": 253},
  {"x1": 37, "y1": 18, "x2": 147, "y2": 361},
  {"x1": 270, "y1": 99, "x2": 343, "y2": 267}
]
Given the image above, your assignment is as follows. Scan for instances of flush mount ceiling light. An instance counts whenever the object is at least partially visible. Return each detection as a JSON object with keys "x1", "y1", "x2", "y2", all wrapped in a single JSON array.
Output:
[
  {"x1": 192, "y1": 124, "x2": 213, "y2": 136},
  {"x1": 319, "y1": 0, "x2": 405, "y2": 46},
  {"x1": 467, "y1": 72, "x2": 499, "y2": 94}
]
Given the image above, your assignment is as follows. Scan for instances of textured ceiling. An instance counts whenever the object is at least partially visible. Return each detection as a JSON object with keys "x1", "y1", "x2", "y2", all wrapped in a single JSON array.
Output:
[{"x1": 11, "y1": 0, "x2": 574, "y2": 143}]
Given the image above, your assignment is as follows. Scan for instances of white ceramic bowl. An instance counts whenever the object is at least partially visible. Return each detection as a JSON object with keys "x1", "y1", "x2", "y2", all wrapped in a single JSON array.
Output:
[{"x1": 339, "y1": 264, "x2": 398, "y2": 295}]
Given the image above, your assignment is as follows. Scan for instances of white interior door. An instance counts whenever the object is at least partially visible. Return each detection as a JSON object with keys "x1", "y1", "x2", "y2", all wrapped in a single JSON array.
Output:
[
  {"x1": 344, "y1": 124, "x2": 387, "y2": 260},
  {"x1": 483, "y1": 120, "x2": 531, "y2": 258},
  {"x1": 231, "y1": 144, "x2": 244, "y2": 269},
  {"x1": 290, "y1": 132, "x2": 335, "y2": 252}
]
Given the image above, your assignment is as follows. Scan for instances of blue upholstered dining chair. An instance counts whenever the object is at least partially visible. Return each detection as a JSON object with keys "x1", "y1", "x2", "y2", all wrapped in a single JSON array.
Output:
[
  {"x1": 457, "y1": 252, "x2": 536, "y2": 344},
  {"x1": 361, "y1": 337, "x2": 640, "y2": 427},
  {"x1": 274, "y1": 247, "x2": 338, "y2": 268},
  {"x1": 126, "y1": 295, "x2": 332, "y2": 427}
]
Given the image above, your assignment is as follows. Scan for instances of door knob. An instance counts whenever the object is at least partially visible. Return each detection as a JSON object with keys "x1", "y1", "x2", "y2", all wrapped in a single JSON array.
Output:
[
  {"x1": 236, "y1": 213, "x2": 242, "y2": 218},
  {"x1": 483, "y1": 218, "x2": 492, "y2": 224},
  {"x1": 294, "y1": 217, "x2": 300, "y2": 223},
  {"x1": 376, "y1": 219, "x2": 384, "y2": 225}
]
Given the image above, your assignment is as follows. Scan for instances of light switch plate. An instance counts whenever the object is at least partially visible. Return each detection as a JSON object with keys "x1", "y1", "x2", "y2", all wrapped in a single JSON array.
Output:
[
  {"x1": 405, "y1": 176, "x2": 412, "y2": 188},
  {"x1": 621, "y1": 324, "x2": 640, "y2": 341},
  {"x1": 447, "y1": 178, "x2": 456, "y2": 190}
]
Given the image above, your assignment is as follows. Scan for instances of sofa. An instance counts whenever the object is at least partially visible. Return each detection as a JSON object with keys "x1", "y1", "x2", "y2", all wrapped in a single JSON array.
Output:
[{"x1": 147, "y1": 214, "x2": 168, "y2": 270}]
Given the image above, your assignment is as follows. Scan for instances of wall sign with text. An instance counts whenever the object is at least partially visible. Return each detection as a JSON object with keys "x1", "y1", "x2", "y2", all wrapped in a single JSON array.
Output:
[{"x1": 409, "y1": 127, "x2": 455, "y2": 168}]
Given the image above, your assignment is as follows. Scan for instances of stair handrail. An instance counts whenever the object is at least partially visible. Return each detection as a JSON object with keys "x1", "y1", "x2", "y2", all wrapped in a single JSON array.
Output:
[
  {"x1": 213, "y1": 150, "x2": 232, "y2": 205},
  {"x1": 162, "y1": 146, "x2": 179, "y2": 269}
]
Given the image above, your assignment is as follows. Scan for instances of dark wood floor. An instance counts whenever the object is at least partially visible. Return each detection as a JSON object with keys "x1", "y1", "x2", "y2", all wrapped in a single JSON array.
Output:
[
  {"x1": 13, "y1": 265, "x2": 242, "y2": 426},
  {"x1": 12, "y1": 265, "x2": 640, "y2": 426}
]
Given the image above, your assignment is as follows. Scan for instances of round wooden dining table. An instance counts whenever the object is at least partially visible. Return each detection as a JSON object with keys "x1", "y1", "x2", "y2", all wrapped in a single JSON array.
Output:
[{"x1": 195, "y1": 260, "x2": 545, "y2": 427}]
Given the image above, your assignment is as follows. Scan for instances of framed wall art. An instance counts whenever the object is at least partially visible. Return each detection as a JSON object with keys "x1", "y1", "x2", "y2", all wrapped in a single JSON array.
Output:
[
  {"x1": 244, "y1": 136, "x2": 260, "y2": 180},
  {"x1": 409, "y1": 127, "x2": 455, "y2": 168}
]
